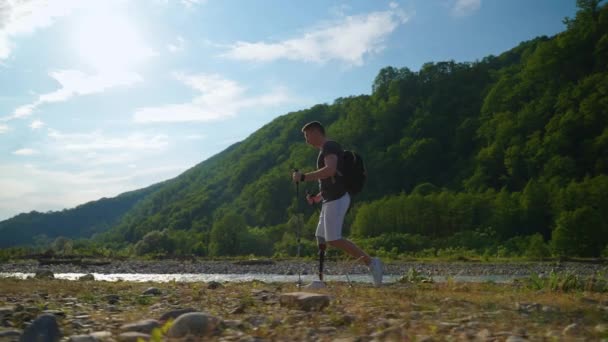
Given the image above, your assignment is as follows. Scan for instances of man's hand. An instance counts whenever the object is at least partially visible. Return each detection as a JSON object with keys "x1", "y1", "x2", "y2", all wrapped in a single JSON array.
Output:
[
  {"x1": 306, "y1": 192, "x2": 322, "y2": 205},
  {"x1": 292, "y1": 170, "x2": 304, "y2": 183}
]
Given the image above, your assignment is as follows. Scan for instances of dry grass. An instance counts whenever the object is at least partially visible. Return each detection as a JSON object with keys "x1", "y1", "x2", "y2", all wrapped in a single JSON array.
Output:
[{"x1": 0, "y1": 277, "x2": 606, "y2": 341}]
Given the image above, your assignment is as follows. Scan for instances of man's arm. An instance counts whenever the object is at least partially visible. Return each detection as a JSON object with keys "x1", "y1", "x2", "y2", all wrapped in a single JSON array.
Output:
[
  {"x1": 292, "y1": 154, "x2": 338, "y2": 183},
  {"x1": 303, "y1": 154, "x2": 337, "y2": 182}
]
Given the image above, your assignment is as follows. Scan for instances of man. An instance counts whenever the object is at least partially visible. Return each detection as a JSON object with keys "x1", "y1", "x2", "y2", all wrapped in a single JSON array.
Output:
[{"x1": 292, "y1": 121, "x2": 383, "y2": 286}]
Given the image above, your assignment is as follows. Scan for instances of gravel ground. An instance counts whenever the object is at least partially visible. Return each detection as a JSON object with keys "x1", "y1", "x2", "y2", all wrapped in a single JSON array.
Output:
[
  {"x1": 1, "y1": 259, "x2": 606, "y2": 277},
  {"x1": 0, "y1": 276, "x2": 607, "y2": 341}
]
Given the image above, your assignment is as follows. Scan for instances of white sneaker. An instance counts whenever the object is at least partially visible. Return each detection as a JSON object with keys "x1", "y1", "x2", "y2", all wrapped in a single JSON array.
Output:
[{"x1": 369, "y1": 257, "x2": 383, "y2": 286}]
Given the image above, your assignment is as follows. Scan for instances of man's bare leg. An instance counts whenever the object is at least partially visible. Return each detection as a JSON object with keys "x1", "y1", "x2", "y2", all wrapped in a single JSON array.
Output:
[{"x1": 327, "y1": 239, "x2": 371, "y2": 265}]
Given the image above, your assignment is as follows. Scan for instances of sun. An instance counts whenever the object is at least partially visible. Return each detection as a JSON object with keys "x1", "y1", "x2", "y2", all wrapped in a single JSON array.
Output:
[{"x1": 72, "y1": 10, "x2": 154, "y2": 71}]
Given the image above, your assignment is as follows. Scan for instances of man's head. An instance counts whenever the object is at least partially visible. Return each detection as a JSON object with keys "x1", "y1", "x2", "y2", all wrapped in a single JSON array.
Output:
[{"x1": 301, "y1": 121, "x2": 325, "y2": 147}]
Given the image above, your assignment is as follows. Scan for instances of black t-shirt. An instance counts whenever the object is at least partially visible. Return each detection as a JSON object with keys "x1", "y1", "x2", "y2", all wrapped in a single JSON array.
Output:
[{"x1": 317, "y1": 140, "x2": 346, "y2": 202}]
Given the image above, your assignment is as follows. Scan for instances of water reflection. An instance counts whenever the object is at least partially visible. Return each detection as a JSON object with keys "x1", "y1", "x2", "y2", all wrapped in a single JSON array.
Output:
[{"x1": 0, "y1": 272, "x2": 516, "y2": 283}]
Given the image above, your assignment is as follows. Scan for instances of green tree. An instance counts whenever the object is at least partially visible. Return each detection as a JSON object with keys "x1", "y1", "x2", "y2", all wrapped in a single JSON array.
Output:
[
  {"x1": 551, "y1": 206, "x2": 605, "y2": 257},
  {"x1": 134, "y1": 230, "x2": 174, "y2": 256},
  {"x1": 51, "y1": 237, "x2": 73, "y2": 255},
  {"x1": 208, "y1": 212, "x2": 247, "y2": 256}
]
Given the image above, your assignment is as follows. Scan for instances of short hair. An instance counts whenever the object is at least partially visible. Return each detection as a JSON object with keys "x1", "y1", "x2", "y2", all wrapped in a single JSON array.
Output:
[{"x1": 301, "y1": 121, "x2": 325, "y2": 135}]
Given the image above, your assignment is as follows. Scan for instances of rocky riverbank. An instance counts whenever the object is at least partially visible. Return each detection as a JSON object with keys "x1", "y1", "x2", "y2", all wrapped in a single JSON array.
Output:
[
  {"x1": 1, "y1": 259, "x2": 607, "y2": 278},
  {"x1": 0, "y1": 276, "x2": 607, "y2": 341}
]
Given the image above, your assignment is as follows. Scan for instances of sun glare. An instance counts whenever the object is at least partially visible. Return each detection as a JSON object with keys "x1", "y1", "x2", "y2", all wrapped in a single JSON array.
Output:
[{"x1": 72, "y1": 11, "x2": 154, "y2": 71}]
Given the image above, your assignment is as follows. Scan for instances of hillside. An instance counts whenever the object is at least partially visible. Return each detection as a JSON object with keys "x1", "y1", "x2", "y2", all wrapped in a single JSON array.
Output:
[{"x1": 0, "y1": 183, "x2": 164, "y2": 248}]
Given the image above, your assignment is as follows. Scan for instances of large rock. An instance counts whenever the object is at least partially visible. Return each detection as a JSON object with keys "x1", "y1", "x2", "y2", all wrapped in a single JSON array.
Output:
[
  {"x1": 119, "y1": 319, "x2": 160, "y2": 334},
  {"x1": 20, "y1": 314, "x2": 61, "y2": 342},
  {"x1": 158, "y1": 308, "x2": 197, "y2": 322},
  {"x1": 166, "y1": 312, "x2": 221, "y2": 338},
  {"x1": 34, "y1": 270, "x2": 55, "y2": 280},
  {"x1": 279, "y1": 292, "x2": 330, "y2": 311}
]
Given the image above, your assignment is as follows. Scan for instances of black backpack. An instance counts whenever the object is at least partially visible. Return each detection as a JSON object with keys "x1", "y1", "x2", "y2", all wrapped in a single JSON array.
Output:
[{"x1": 341, "y1": 150, "x2": 367, "y2": 195}]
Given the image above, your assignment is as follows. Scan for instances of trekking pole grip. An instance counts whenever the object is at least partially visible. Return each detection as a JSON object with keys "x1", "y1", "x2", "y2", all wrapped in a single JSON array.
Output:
[{"x1": 293, "y1": 168, "x2": 299, "y2": 196}]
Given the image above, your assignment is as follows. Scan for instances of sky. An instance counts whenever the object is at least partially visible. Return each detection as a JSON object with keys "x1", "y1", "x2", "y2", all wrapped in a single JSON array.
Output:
[{"x1": 0, "y1": 0, "x2": 578, "y2": 221}]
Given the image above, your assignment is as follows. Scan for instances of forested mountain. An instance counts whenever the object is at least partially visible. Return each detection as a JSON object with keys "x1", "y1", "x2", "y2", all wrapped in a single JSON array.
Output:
[
  {"x1": 0, "y1": 183, "x2": 164, "y2": 248},
  {"x1": 2, "y1": 1, "x2": 607, "y2": 258}
]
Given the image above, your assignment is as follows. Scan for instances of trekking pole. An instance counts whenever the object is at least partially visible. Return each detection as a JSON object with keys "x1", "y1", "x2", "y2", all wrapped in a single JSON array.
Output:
[
  {"x1": 294, "y1": 169, "x2": 301, "y2": 258},
  {"x1": 293, "y1": 169, "x2": 303, "y2": 287},
  {"x1": 307, "y1": 190, "x2": 324, "y2": 282}
]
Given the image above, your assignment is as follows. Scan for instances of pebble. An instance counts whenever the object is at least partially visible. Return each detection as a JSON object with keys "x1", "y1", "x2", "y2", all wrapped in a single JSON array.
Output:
[
  {"x1": 42, "y1": 310, "x2": 66, "y2": 318},
  {"x1": 279, "y1": 292, "x2": 330, "y2": 312},
  {"x1": 207, "y1": 281, "x2": 223, "y2": 289},
  {"x1": 78, "y1": 274, "x2": 95, "y2": 281},
  {"x1": 0, "y1": 329, "x2": 22, "y2": 338},
  {"x1": 245, "y1": 315, "x2": 269, "y2": 327},
  {"x1": 158, "y1": 308, "x2": 197, "y2": 322},
  {"x1": 68, "y1": 334, "x2": 98, "y2": 342},
  {"x1": 142, "y1": 287, "x2": 161, "y2": 296},
  {"x1": 223, "y1": 319, "x2": 245, "y2": 330},
  {"x1": 563, "y1": 323, "x2": 584, "y2": 336},
  {"x1": 34, "y1": 270, "x2": 54, "y2": 279},
  {"x1": 104, "y1": 294, "x2": 120, "y2": 304},
  {"x1": 118, "y1": 331, "x2": 150, "y2": 342},
  {"x1": 370, "y1": 324, "x2": 406, "y2": 341},
  {"x1": 477, "y1": 328, "x2": 491, "y2": 339},
  {"x1": 120, "y1": 319, "x2": 160, "y2": 334}
]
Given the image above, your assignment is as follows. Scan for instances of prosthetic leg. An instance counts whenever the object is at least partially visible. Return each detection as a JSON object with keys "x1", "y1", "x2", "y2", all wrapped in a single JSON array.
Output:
[{"x1": 304, "y1": 237, "x2": 327, "y2": 289}]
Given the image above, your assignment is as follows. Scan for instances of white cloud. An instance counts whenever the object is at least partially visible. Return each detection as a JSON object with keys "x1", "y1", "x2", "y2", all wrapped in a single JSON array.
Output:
[
  {"x1": 0, "y1": 2, "x2": 153, "y2": 122},
  {"x1": 45, "y1": 129, "x2": 170, "y2": 166},
  {"x1": 134, "y1": 73, "x2": 291, "y2": 123},
  {"x1": 12, "y1": 104, "x2": 36, "y2": 118},
  {"x1": 7, "y1": 69, "x2": 142, "y2": 120},
  {"x1": 46, "y1": 129, "x2": 168, "y2": 168},
  {"x1": 13, "y1": 148, "x2": 38, "y2": 156},
  {"x1": 452, "y1": 0, "x2": 481, "y2": 17},
  {"x1": 222, "y1": 5, "x2": 410, "y2": 65},
  {"x1": 0, "y1": 123, "x2": 9, "y2": 133},
  {"x1": 168, "y1": 36, "x2": 186, "y2": 53},
  {"x1": 48, "y1": 129, "x2": 169, "y2": 152},
  {"x1": 29, "y1": 119, "x2": 44, "y2": 130},
  {"x1": 0, "y1": 0, "x2": 84, "y2": 60}
]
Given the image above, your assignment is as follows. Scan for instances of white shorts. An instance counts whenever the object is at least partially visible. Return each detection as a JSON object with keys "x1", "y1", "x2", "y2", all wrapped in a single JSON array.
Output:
[{"x1": 316, "y1": 192, "x2": 350, "y2": 242}]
